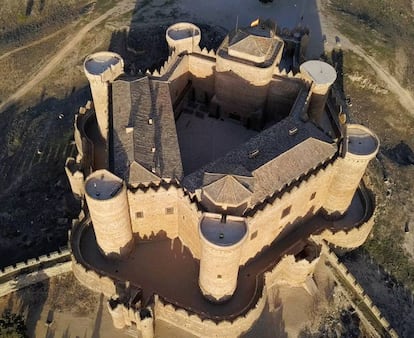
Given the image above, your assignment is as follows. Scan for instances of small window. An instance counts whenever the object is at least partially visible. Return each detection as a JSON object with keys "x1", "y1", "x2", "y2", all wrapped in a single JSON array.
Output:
[
  {"x1": 135, "y1": 211, "x2": 144, "y2": 218},
  {"x1": 250, "y1": 230, "x2": 258, "y2": 240},
  {"x1": 165, "y1": 207, "x2": 174, "y2": 215},
  {"x1": 217, "y1": 275, "x2": 222, "y2": 279},
  {"x1": 281, "y1": 206, "x2": 291, "y2": 219},
  {"x1": 310, "y1": 192, "x2": 316, "y2": 200}
]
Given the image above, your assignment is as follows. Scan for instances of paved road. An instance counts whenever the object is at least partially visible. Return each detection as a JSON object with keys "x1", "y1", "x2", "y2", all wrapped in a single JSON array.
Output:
[{"x1": 0, "y1": 0, "x2": 136, "y2": 114}]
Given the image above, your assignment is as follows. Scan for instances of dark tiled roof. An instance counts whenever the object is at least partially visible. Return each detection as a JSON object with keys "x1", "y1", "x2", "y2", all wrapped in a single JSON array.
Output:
[
  {"x1": 203, "y1": 175, "x2": 252, "y2": 207},
  {"x1": 112, "y1": 76, "x2": 183, "y2": 182},
  {"x1": 129, "y1": 161, "x2": 160, "y2": 186},
  {"x1": 182, "y1": 117, "x2": 337, "y2": 202}
]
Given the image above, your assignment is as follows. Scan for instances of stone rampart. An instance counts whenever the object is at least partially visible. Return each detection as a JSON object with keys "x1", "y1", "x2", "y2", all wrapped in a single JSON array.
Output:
[
  {"x1": 0, "y1": 247, "x2": 70, "y2": 282},
  {"x1": 242, "y1": 163, "x2": 335, "y2": 265},
  {"x1": 314, "y1": 187, "x2": 375, "y2": 249},
  {"x1": 128, "y1": 184, "x2": 180, "y2": 239},
  {"x1": 188, "y1": 52, "x2": 216, "y2": 100},
  {"x1": 264, "y1": 254, "x2": 319, "y2": 289},
  {"x1": 266, "y1": 75, "x2": 304, "y2": 119},
  {"x1": 153, "y1": 284, "x2": 267, "y2": 338},
  {"x1": 107, "y1": 300, "x2": 154, "y2": 337},
  {"x1": 126, "y1": 183, "x2": 202, "y2": 258},
  {"x1": 319, "y1": 241, "x2": 398, "y2": 338},
  {"x1": 0, "y1": 248, "x2": 71, "y2": 297},
  {"x1": 73, "y1": 105, "x2": 96, "y2": 174},
  {"x1": 176, "y1": 189, "x2": 203, "y2": 259},
  {"x1": 71, "y1": 260, "x2": 116, "y2": 297},
  {"x1": 70, "y1": 220, "x2": 118, "y2": 297},
  {"x1": 164, "y1": 54, "x2": 190, "y2": 106}
]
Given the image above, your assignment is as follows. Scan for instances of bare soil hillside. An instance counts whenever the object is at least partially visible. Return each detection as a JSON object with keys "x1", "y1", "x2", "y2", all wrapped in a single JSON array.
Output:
[{"x1": 0, "y1": 0, "x2": 92, "y2": 51}]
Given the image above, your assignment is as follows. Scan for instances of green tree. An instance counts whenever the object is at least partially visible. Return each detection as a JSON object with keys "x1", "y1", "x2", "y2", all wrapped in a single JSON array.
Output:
[{"x1": 0, "y1": 310, "x2": 27, "y2": 338}]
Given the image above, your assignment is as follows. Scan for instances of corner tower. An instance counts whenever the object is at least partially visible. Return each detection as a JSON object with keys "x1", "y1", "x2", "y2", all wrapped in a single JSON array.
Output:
[
  {"x1": 166, "y1": 22, "x2": 201, "y2": 54},
  {"x1": 323, "y1": 124, "x2": 379, "y2": 217},
  {"x1": 198, "y1": 214, "x2": 248, "y2": 302},
  {"x1": 83, "y1": 52, "x2": 124, "y2": 143},
  {"x1": 84, "y1": 169, "x2": 133, "y2": 257}
]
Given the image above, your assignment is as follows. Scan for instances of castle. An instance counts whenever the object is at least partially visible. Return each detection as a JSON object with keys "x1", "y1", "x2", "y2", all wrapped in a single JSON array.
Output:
[{"x1": 65, "y1": 21, "x2": 379, "y2": 337}]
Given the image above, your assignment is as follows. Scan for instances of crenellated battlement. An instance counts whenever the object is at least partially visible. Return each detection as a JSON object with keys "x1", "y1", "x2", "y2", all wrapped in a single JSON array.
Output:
[{"x1": 63, "y1": 19, "x2": 381, "y2": 337}]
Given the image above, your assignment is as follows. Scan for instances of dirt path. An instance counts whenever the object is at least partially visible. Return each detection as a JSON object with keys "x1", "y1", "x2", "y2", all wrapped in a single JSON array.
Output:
[
  {"x1": 317, "y1": 0, "x2": 414, "y2": 116},
  {"x1": 0, "y1": 0, "x2": 136, "y2": 113},
  {"x1": 0, "y1": 25, "x2": 73, "y2": 62}
]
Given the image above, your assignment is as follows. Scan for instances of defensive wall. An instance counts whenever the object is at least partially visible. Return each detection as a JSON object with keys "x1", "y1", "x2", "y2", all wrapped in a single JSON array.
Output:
[
  {"x1": 318, "y1": 240, "x2": 399, "y2": 338},
  {"x1": 243, "y1": 162, "x2": 336, "y2": 265},
  {"x1": 0, "y1": 248, "x2": 71, "y2": 298},
  {"x1": 313, "y1": 186, "x2": 376, "y2": 249},
  {"x1": 153, "y1": 284, "x2": 267, "y2": 338}
]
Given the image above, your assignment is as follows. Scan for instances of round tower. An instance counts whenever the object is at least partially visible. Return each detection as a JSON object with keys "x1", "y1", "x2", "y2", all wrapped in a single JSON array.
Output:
[
  {"x1": 300, "y1": 60, "x2": 337, "y2": 124},
  {"x1": 83, "y1": 52, "x2": 124, "y2": 141},
  {"x1": 139, "y1": 308, "x2": 154, "y2": 338},
  {"x1": 84, "y1": 169, "x2": 133, "y2": 257},
  {"x1": 198, "y1": 214, "x2": 248, "y2": 302},
  {"x1": 166, "y1": 22, "x2": 201, "y2": 54},
  {"x1": 107, "y1": 298, "x2": 126, "y2": 329},
  {"x1": 323, "y1": 124, "x2": 379, "y2": 217}
]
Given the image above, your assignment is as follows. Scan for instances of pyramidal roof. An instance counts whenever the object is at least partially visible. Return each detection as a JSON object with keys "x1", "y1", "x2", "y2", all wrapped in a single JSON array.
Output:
[
  {"x1": 203, "y1": 175, "x2": 252, "y2": 207},
  {"x1": 128, "y1": 161, "x2": 160, "y2": 186}
]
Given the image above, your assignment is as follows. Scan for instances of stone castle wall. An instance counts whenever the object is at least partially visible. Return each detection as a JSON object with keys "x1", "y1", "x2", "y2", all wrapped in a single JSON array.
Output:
[
  {"x1": 266, "y1": 75, "x2": 304, "y2": 118},
  {"x1": 314, "y1": 187, "x2": 375, "y2": 249},
  {"x1": 176, "y1": 190, "x2": 203, "y2": 259},
  {"x1": 71, "y1": 260, "x2": 117, "y2": 297},
  {"x1": 216, "y1": 53, "x2": 275, "y2": 87},
  {"x1": 153, "y1": 287, "x2": 267, "y2": 338},
  {"x1": 264, "y1": 254, "x2": 320, "y2": 289},
  {"x1": 0, "y1": 248, "x2": 71, "y2": 298},
  {"x1": 319, "y1": 241, "x2": 399, "y2": 338},
  {"x1": 128, "y1": 185, "x2": 180, "y2": 239},
  {"x1": 165, "y1": 54, "x2": 190, "y2": 106},
  {"x1": 242, "y1": 164, "x2": 336, "y2": 265},
  {"x1": 189, "y1": 52, "x2": 216, "y2": 100},
  {"x1": 126, "y1": 183, "x2": 202, "y2": 258}
]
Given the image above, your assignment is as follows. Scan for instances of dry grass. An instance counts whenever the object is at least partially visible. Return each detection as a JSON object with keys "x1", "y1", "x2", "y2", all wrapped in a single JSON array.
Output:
[
  {"x1": 327, "y1": 0, "x2": 414, "y2": 91},
  {"x1": 0, "y1": 28, "x2": 70, "y2": 103},
  {"x1": 338, "y1": 50, "x2": 414, "y2": 290}
]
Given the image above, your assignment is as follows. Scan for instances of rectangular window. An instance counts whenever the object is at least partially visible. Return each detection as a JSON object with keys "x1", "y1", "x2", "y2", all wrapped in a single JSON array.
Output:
[
  {"x1": 250, "y1": 230, "x2": 258, "y2": 240},
  {"x1": 310, "y1": 192, "x2": 316, "y2": 200},
  {"x1": 217, "y1": 275, "x2": 222, "y2": 279},
  {"x1": 281, "y1": 206, "x2": 291, "y2": 219},
  {"x1": 165, "y1": 207, "x2": 174, "y2": 215},
  {"x1": 135, "y1": 211, "x2": 144, "y2": 218}
]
